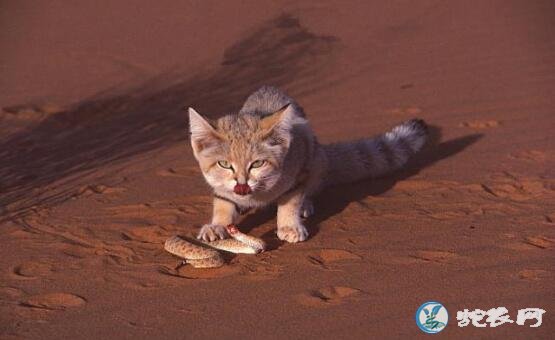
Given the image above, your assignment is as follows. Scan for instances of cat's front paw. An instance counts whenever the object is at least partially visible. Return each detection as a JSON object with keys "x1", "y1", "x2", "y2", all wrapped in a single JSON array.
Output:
[
  {"x1": 197, "y1": 224, "x2": 228, "y2": 242},
  {"x1": 277, "y1": 224, "x2": 308, "y2": 243}
]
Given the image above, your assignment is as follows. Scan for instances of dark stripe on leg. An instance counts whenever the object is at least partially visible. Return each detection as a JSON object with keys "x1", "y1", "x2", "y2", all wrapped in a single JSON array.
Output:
[
  {"x1": 354, "y1": 140, "x2": 374, "y2": 171},
  {"x1": 376, "y1": 138, "x2": 396, "y2": 168}
]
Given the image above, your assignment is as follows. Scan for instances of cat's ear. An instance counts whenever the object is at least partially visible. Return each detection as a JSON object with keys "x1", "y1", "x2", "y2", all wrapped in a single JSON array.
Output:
[
  {"x1": 188, "y1": 107, "x2": 223, "y2": 156},
  {"x1": 260, "y1": 104, "x2": 296, "y2": 147}
]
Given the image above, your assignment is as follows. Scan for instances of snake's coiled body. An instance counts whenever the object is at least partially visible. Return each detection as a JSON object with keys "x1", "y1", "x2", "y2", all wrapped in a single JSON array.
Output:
[{"x1": 164, "y1": 225, "x2": 266, "y2": 268}]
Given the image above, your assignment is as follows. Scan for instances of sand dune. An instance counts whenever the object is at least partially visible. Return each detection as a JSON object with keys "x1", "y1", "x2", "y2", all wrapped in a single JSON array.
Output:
[{"x1": 1, "y1": 1, "x2": 554, "y2": 338}]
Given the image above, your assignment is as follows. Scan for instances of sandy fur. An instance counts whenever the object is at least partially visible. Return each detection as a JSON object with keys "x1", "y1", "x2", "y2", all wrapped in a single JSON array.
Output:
[{"x1": 189, "y1": 86, "x2": 428, "y2": 242}]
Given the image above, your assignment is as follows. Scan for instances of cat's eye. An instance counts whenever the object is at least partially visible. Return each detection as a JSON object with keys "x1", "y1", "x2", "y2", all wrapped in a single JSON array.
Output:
[
  {"x1": 217, "y1": 160, "x2": 233, "y2": 170},
  {"x1": 250, "y1": 160, "x2": 265, "y2": 169}
]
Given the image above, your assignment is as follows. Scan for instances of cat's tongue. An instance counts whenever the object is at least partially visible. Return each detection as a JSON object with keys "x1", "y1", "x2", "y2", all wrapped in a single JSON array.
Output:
[{"x1": 234, "y1": 184, "x2": 252, "y2": 195}]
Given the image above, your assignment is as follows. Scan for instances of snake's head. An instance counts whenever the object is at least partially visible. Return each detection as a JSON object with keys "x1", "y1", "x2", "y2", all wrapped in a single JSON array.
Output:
[{"x1": 225, "y1": 224, "x2": 239, "y2": 235}]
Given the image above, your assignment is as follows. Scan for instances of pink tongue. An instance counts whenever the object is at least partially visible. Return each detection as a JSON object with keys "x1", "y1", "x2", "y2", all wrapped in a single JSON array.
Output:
[{"x1": 234, "y1": 184, "x2": 251, "y2": 195}]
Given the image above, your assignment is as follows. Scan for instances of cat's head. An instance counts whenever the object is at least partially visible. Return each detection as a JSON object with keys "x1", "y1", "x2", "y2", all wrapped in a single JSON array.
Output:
[{"x1": 188, "y1": 105, "x2": 302, "y2": 197}]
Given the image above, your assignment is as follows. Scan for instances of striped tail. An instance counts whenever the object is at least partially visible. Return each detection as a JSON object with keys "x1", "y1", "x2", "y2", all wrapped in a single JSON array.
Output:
[{"x1": 323, "y1": 119, "x2": 428, "y2": 186}]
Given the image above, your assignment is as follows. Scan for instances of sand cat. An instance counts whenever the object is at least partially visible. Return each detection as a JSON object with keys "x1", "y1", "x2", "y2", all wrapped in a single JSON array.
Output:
[{"x1": 188, "y1": 86, "x2": 427, "y2": 243}]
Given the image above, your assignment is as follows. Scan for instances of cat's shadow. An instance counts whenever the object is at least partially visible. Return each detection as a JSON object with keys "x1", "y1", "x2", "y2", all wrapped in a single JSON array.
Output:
[{"x1": 239, "y1": 126, "x2": 482, "y2": 249}]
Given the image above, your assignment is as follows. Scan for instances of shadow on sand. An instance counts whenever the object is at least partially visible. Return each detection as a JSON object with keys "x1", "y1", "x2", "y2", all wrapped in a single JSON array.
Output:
[{"x1": 0, "y1": 14, "x2": 340, "y2": 222}]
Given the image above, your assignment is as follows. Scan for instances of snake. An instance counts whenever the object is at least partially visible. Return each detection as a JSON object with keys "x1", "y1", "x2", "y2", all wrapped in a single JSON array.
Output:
[{"x1": 164, "y1": 224, "x2": 266, "y2": 268}]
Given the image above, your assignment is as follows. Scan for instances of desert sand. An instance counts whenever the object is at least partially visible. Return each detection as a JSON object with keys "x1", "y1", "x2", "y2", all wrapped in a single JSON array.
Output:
[{"x1": 1, "y1": 1, "x2": 554, "y2": 338}]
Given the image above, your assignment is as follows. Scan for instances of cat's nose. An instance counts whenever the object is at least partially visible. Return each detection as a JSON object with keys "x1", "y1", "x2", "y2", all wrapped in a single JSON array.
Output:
[{"x1": 234, "y1": 183, "x2": 252, "y2": 195}]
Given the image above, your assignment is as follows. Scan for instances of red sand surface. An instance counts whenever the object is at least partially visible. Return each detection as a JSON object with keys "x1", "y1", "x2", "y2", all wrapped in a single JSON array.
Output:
[{"x1": 1, "y1": 1, "x2": 554, "y2": 338}]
